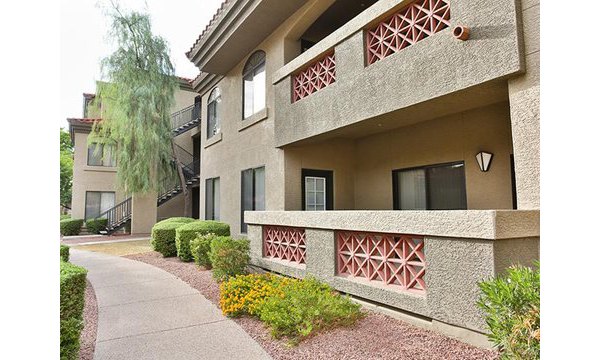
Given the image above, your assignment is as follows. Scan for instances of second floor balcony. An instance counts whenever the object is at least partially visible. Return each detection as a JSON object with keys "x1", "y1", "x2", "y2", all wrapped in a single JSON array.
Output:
[{"x1": 272, "y1": 0, "x2": 524, "y2": 147}]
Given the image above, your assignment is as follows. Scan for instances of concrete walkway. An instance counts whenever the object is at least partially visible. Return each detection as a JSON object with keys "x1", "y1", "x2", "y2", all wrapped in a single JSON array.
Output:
[{"x1": 71, "y1": 249, "x2": 271, "y2": 360}]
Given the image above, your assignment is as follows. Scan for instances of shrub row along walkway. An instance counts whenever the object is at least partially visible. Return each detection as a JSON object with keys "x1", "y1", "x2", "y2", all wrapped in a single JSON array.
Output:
[{"x1": 70, "y1": 249, "x2": 271, "y2": 360}]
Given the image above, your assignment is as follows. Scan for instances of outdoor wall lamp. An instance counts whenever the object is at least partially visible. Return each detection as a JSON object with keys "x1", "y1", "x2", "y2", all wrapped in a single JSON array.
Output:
[{"x1": 476, "y1": 151, "x2": 493, "y2": 172}]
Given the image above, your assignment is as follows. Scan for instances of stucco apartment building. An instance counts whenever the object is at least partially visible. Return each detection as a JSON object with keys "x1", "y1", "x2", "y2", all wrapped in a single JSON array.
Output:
[
  {"x1": 69, "y1": 0, "x2": 539, "y2": 346},
  {"x1": 68, "y1": 78, "x2": 201, "y2": 233}
]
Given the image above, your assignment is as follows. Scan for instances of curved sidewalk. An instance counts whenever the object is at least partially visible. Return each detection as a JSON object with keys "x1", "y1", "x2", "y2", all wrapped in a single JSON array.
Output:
[{"x1": 71, "y1": 249, "x2": 271, "y2": 360}]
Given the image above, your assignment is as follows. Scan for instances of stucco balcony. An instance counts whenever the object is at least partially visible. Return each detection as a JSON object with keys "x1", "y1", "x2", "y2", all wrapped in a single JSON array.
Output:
[
  {"x1": 244, "y1": 209, "x2": 539, "y2": 346},
  {"x1": 272, "y1": 0, "x2": 524, "y2": 147}
]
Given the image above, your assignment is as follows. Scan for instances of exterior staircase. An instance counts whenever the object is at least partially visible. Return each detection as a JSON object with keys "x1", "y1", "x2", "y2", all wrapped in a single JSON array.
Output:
[{"x1": 97, "y1": 104, "x2": 201, "y2": 235}]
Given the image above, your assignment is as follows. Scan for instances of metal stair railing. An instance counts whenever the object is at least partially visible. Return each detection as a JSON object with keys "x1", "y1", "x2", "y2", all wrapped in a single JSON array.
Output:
[
  {"x1": 171, "y1": 103, "x2": 200, "y2": 135},
  {"x1": 95, "y1": 197, "x2": 132, "y2": 233}
]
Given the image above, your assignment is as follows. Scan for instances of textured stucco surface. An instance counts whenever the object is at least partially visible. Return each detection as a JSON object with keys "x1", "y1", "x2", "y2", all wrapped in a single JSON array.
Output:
[
  {"x1": 508, "y1": 1, "x2": 540, "y2": 209},
  {"x1": 274, "y1": 0, "x2": 523, "y2": 147},
  {"x1": 246, "y1": 210, "x2": 540, "y2": 240},
  {"x1": 131, "y1": 192, "x2": 157, "y2": 234},
  {"x1": 493, "y1": 237, "x2": 539, "y2": 274},
  {"x1": 425, "y1": 237, "x2": 494, "y2": 332},
  {"x1": 246, "y1": 219, "x2": 539, "y2": 334}
]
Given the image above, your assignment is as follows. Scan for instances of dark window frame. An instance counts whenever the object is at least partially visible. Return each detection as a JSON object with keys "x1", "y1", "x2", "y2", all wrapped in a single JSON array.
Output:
[
  {"x1": 392, "y1": 161, "x2": 467, "y2": 210},
  {"x1": 205, "y1": 177, "x2": 220, "y2": 221},
  {"x1": 242, "y1": 50, "x2": 266, "y2": 120},
  {"x1": 84, "y1": 191, "x2": 115, "y2": 220},
  {"x1": 240, "y1": 166, "x2": 266, "y2": 233},
  {"x1": 301, "y1": 169, "x2": 334, "y2": 211}
]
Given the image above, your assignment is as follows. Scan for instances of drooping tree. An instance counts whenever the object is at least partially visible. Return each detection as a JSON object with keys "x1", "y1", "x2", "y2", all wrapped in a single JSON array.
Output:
[{"x1": 92, "y1": 3, "x2": 191, "y2": 214}]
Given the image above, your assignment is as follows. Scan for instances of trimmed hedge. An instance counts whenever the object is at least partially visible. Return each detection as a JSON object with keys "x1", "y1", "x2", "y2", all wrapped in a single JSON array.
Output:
[
  {"x1": 209, "y1": 237, "x2": 250, "y2": 281},
  {"x1": 60, "y1": 219, "x2": 84, "y2": 236},
  {"x1": 60, "y1": 214, "x2": 71, "y2": 221},
  {"x1": 151, "y1": 221, "x2": 189, "y2": 257},
  {"x1": 175, "y1": 221, "x2": 230, "y2": 262},
  {"x1": 158, "y1": 217, "x2": 195, "y2": 224},
  {"x1": 85, "y1": 218, "x2": 108, "y2": 234},
  {"x1": 190, "y1": 233, "x2": 221, "y2": 269},
  {"x1": 60, "y1": 261, "x2": 87, "y2": 360},
  {"x1": 60, "y1": 245, "x2": 70, "y2": 262}
]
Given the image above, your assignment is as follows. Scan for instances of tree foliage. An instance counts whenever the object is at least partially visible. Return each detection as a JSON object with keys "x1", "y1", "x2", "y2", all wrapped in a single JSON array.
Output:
[
  {"x1": 60, "y1": 128, "x2": 73, "y2": 206},
  {"x1": 92, "y1": 3, "x2": 177, "y2": 194}
]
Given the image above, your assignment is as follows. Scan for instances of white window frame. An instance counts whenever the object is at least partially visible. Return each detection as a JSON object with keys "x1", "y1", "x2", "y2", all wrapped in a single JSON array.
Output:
[{"x1": 304, "y1": 176, "x2": 326, "y2": 211}]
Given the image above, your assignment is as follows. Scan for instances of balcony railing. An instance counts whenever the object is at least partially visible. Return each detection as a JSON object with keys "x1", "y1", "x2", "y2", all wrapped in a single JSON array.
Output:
[
  {"x1": 292, "y1": 52, "x2": 336, "y2": 102},
  {"x1": 171, "y1": 103, "x2": 201, "y2": 135},
  {"x1": 366, "y1": 0, "x2": 451, "y2": 65},
  {"x1": 245, "y1": 210, "x2": 540, "y2": 336}
]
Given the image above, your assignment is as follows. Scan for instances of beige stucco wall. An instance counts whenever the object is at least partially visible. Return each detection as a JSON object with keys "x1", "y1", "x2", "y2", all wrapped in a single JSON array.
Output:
[
  {"x1": 194, "y1": 3, "x2": 332, "y2": 236},
  {"x1": 284, "y1": 138, "x2": 356, "y2": 210},
  {"x1": 282, "y1": 102, "x2": 514, "y2": 211},
  {"x1": 70, "y1": 131, "x2": 126, "y2": 220},
  {"x1": 354, "y1": 102, "x2": 514, "y2": 210},
  {"x1": 508, "y1": 0, "x2": 540, "y2": 210}
]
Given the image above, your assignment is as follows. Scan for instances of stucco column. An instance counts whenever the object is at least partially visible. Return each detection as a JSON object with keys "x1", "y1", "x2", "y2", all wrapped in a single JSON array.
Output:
[
  {"x1": 130, "y1": 192, "x2": 157, "y2": 234},
  {"x1": 508, "y1": 1, "x2": 540, "y2": 209}
]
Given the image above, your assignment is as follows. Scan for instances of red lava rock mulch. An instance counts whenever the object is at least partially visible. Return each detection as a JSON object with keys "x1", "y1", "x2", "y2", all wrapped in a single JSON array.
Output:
[
  {"x1": 79, "y1": 280, "x2": 98, "y2": 360},
  {"x1": 125, "y1": 251, "x2": 499, "y2": 360}
]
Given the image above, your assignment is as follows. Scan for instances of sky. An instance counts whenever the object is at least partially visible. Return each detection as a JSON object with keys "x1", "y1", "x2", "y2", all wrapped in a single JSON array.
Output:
[{"x1": 60, "y1": 0, "x2": 223, "y2": 129}]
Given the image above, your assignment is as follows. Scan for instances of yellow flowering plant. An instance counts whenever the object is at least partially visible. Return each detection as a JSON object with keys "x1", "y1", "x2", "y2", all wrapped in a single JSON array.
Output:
[{"x1": 219, "y1": 274, "x2": 296, "y2": 317}]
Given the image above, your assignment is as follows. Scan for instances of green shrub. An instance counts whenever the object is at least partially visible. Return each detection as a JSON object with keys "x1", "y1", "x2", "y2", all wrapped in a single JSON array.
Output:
[
  {"x1": 60, "y1": 245, "x2": 70, "y2": 262},
  {"x1": 158, "y1": 217, "x2": 195, "y2": 224},
  {"x1": 60, "y1": 261, "x2": 87, "y2": 360},
  {"x1": 258, "y1": 277, "x2": 363, "y2": 345},
  {"x1": 85, "y1": 218, "x2": 108, "y2": 234},
  {"x1": 190, "y1": 233, "x2": 220, "y2": 269},
  {"x1": 209, "y1": 237, "x2": 250, "y2": 281},
  {"x1": 478, "y1": 263, "x2": 540, "y2": 360},
  {"x1": 176, "y1": 221, "x2": 230, "y2": 262},
  {"x1": 60, "y1": 219, "x2": 84, "y2": 236},
  {"x1": 151, "y1": 221, "x2": 188, "y2": 257},
  {"x1": 60, "y1": 214, "x2": 71, "y2": 221}
]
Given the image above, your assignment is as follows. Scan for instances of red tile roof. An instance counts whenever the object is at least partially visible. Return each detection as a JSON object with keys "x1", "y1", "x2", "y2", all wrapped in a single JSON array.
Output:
[
  {"x1": 186, "y1": 0, "x2": 230, "y2": 58},
  {"x1": 176, "y1": 76, "x2": 193, "y2": 84}
]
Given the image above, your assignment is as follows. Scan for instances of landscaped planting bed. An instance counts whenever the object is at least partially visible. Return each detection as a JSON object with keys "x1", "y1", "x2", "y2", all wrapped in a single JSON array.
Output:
[{"x1": 125, "y1": 251, "x2": 499, "y2": 360}]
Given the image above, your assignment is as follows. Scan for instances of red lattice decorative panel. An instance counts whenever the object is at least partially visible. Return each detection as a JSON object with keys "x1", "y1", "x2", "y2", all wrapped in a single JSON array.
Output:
[
  {"x1": 337, "y1": 231, "x2": 426, "y2": 293},
  {"x1": 292, "y1": 52, "x2": 336, "y2": 102},
  {"x1": 263, "y1": 226, "x2": 306, "y2": 265},
  {"x1": 366, "y1": 0, "x2": 451, "y2": 65}
]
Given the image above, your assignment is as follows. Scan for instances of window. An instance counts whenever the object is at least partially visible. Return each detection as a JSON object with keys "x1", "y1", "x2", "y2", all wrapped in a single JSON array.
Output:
[
  {"x1": 87, "y1": 143, "x2": 116, "y2": 167},
  {"x1": 392, "y1": 162, "x2": 467, "y2": 210},
  {"x1": 301, "y1": 169, "x2": 333, "y2": 211},
  {"x1": 243, "y1": 51, "x2": 266, "y2": 119},
  {"x1": 85, "y1": 191, "x2": 115, "y2": 220},
  {"x1": 205, "y1": 177, "x2": 220, "y2": 220},
  {"x1": 207, "y1": 88, "x2": 221, "y2": 139},
  {"x1": 241, "y1": 166, "x2": 265, "y2": 233}
]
